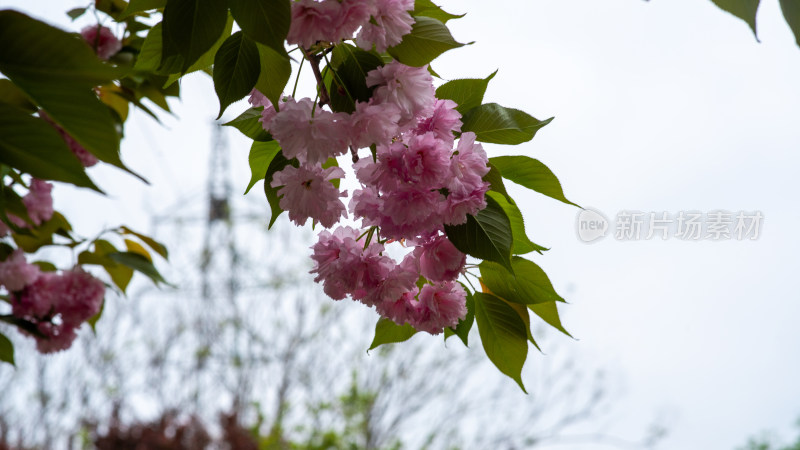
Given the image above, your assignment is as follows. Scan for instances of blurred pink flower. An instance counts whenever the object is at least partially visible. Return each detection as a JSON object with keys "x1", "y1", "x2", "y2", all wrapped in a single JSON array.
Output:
[
  {"x1": 81, "y1": 25, "x2": 122, "y2": 60},
  {"x1": 0, "y1": 249, "x2": 41, "y2": 292},
  {"x1": 22, "y1": 179, "x2": 54, "y2": 226}
]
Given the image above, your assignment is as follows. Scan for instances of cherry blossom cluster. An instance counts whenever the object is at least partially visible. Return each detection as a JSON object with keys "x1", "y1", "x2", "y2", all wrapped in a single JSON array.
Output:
[
  {"x1": 0, "y1": 180, "x2": 105, "y2": 353},
  {"x1": 0, "y1": 251, "x2": 104, "y2": 353},
  {"x1": 253, "y1": 60, "x2": 490, "y2": 334},
  {"x1": 287, "y1": 0, "x2": 415, "y2": 52},
  {"x1": 0, "y1": 178, "x2": 55, "y2": 236}
]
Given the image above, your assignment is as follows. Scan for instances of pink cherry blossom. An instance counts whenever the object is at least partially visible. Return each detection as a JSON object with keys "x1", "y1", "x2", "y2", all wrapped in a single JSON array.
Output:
[
  {"x1": 415, "y1": 99, "x2": 462, "y2": 144},
  {"x1": 310, "y1": 226, "x2": 394, "y2": 300},
  {"x1": 375, "y1": 289, "x2": 418, "y2": 325},
  {"x1": 33, "y1": 322, "x2": 78, "y2": 354},
  {"x1": 334, "y1": 0, "x2": 376, "y2": 41},
  {"x1": 443, "y1": 182, "x2": 489, "y2": 226},
  {"x1": 356, "y1": 0, "x2": 415, "y2": 53},
  {"x1": 366, "y1": 62, "x2": 435, "y2": 127},
  {"x1": 353, "y1": 141, "x2": 408, "y2": 191},
  {"x1": 271, "y1": 164, "x2": 347, "y2": 228},
  {"x1": 448, "y1": 132, "x2": 489, "y2": 189},
  {"x1": 0, "y1": 249, "x2": 41, "y2": 292},
  {"x1": 12, "y1": 269, "x2": 105, "y2": 353},
  {"x1": 55, "y1": 269, "x2": 106, "y2": 328},
  {"x1": 23, "y1": 179, "x2": 54, "y2": 226},
  {"x1": 418, "y1": 235, "x2": 466, "y2": 282},
  {"x1": 81, "y1": 25, "x2": 122, "y2": 60},
  {"x1": 353, "y1": 133, "x2": 450, "y2": 192},
  {"x1": 268, "y1": 98, "x2": 350, "y2": 165},
  {"x1": 248, "y1": 89, "x2": 269, "y2": 108},
  {"x1": 287, "y1": 0, "x2": 342, "y2": 48},
  {"x1": 410, "y1": 281, "x2": 467, "y2": 334},
  {"x1": 399, "y1": 132, "x2": 452, "y2": 188},
  {"x1": 248, "y1": 89, "x2": 286, "y2": 131},
  {"x1": 442, "y1": 132, "x2": 490, "y2": 225},
  {"x1": 12, "y1": 269, "x2": 104, "y2": 328},
  {"x1": 12, "y1": 272, "x2": 58, "y2": 319},
  {"x1": 348, "y1": 101, "x2": 401, "y2": 149},
  {"x1": 374, "y1": 187, "x2": 444, "y2": 240}
]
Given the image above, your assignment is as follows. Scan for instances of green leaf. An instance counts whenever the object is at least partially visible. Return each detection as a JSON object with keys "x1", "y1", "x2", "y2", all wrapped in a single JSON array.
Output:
[
  {"x1": 0, "y1": 11, "x2": 123, "y2": 86},
  {"x1": 213, "y1": 31, "x2": 261, "y2": 118},
  {"x1": 105, "y1": 263, "x2": 134, "y2": 293},
  {"x1": 710, "y1": 0, "x2": 760, "y2": 38},
  {"x1": 95, "y1": 0, "x2": 128, "y2": 18},
  {"x1": 13, "y1": 213, "x2": 73, "y2": 253},
  {"x1": 388, "y1": 16, "x2": 466, "y2": 67},
  {"x1": 413, "y1": 0, "x2": 465, "y2": 24},
  {"x1": 0, "y1": 105, "x2": 97, "y2": 189},
  {"x1": 87, "y1": 298, "x2": 105, "y2": 332},
  {"x1": 489, "y1": 155, "x2": 578, "y2": 208},
  {"x1": 529, "y1": 301, "x2": 572, "y2": 338},
  {"x1": 0, "y1": 332, "x2": 14, "y2": 366},
  {"x1": 0, "y1": 79, "x2": 36, "y2": 113},
  {"x1": 134, "y1": 23, "x2": 167, "y2": 72},
  {"x1": 107, "y1": 251, "x2": 168, "y2": 285},
  {"x1": 0, "y1": 243, "x2": 14, "y2": 261},
  {"x1": 119, "y1": 0, "x2": 167, "y2": 19},
  {"x1": 254, "y1": 43, "x2": 291, "y2": 109},
  {"x1": 327, "y1": 43, "x2": 384, "y2": 113},
  {"x1": 369, "y1": 318, "x2": 417, "y2": 350},
  {"x1": 78, "y1": 241, "x2": 137, "y2": 291},
  {"x1": 780, "y1": 0, "x2": 800, "y2": 47},
  {"x1": 32, "y1": 261, "x2": 58, "y2": 272},
  {"x1": 483, "y1": 162, "x2": 513, "y2": 205},
  {"x1": 461, "y1": 103, "x2": 552, "y2": 145},
  {"x1": 246, "y1": 140, "x2": 281, "y2": 195},
  {"x1": 223, "y1": 107, "x2": 271, "y2": 141},
  {"x1": 38, "y1": 88, "x2": 136, "y2": 178},
  {"x1": 163, "y1": 14, "x2": 234, "y2": 86},
  {"x1": 501, "y1": 299, "x2": 540, "y2": 350},
  {"x1": 0, "y1": 11, "x2": 140, "y2": 180},
  {"x1": 449, "y1": 286, "x2": 475, "y2": 346},
  {"x1": 480, "y1": 257, "x2": 564, "y2": 305},
  {"x1": 263, "y1": 151, "x2": 298, "y2": 228},
  {"x1": 485, "y1": 191, "x2": 547, "y2": 255},
  {"x1": 444, "y1": 194, "x2": 514, "y2": 273},
  {"x1": 228, "y1": 0, "x2": 291, "y2": 54},
  {"x1": 474, "y1": 292, "x2": 528, "y2": 392},
  {"x1": 67, "y1": 7, "x2": 88, "y2": 20},
  {"x1": 2, "y1": 181, "x2": 33, "y2": 225},
  {"x1": 435, "y1": 71, "x2": 496, "y2": 115},
  {"x1": 119, "y1": 226, "x2": 169, "y2": 260},
  {"x1": 161, "y1": 0, "x2": 229, "y2": 73}
]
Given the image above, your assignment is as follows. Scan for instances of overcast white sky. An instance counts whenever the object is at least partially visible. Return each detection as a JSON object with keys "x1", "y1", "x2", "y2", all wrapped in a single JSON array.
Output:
[{"x1": 4, "y1": 0, "x2": 800, "y2": 448}]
